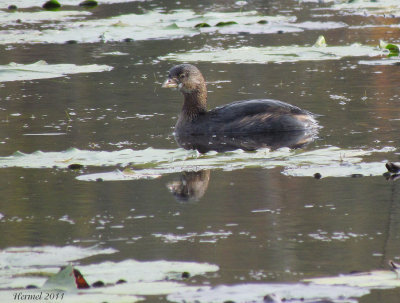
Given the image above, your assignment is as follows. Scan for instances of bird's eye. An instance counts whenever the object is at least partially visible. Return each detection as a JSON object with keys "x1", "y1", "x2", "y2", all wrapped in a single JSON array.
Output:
[{"x1": 179, "y1": 74, "x2": 185, "y2": 79}]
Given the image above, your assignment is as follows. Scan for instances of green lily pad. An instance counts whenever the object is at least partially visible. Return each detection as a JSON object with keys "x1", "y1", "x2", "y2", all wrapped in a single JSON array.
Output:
[
  {"x1": 379, "y1": 40, "x2": 399, "y2": 56},
  {"x1": 194, "y1": 22, "x2": 211, "y2": 28},
  {"x1": 215, "y1": 21, "x2": 238, "y2": 27},
  {"x1": 42, "y1": 0, "x2": 61, "y2": 10}
]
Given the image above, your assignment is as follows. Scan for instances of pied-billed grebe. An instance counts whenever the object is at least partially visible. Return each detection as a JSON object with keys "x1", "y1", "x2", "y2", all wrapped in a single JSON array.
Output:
[{"x1": 162, "y1": 64, "x2": 319, "y2": 152}]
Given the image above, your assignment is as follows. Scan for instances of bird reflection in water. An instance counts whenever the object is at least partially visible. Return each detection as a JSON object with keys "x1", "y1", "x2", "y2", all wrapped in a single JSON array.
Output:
[
  {"x1": 175, "y1": 129, "x2": 317, "y2": 153},
  {"x1": 167, "y1": 170, "x2": 211, "y2": 202},
  {"x1": 167, "y1": 130, "x2": 317, "y2": 202}
]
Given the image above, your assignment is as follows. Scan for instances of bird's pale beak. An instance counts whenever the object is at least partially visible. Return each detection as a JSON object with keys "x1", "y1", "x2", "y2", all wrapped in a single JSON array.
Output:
[{"x1": 162, "y1": 77, "x2": 178, "y2": 88}]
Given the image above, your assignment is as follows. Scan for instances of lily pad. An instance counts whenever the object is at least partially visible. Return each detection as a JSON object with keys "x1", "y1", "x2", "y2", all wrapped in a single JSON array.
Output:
[
  {"x1": 330, "y1": 0, "x2": 400, "y2": 17},
  {"x1": 0, "y1": 61, "x2": 113, "y2": 82},
  {"x1": 0, "y1": 10, "x2": 90, "y2": 24},
  {"x1": 0, "y1": 246, "x2": 117, "y2": 289},
  {"x1": 0, "y1": 9, "x2": 346, "y2": 45},
  {"x1": 379, "y1": 40, "x2": 400, "y2": 57},
  {"x1": 215, "y1": 21, "x2": 238, "y2": 27},
  {"x1": 194, "y1": 22, "x2": 211, "y2": 28},
  {"x1": 42, "y1": 0, "x2": 61, "y2": 10},
  {"x1": 0, "y1": 146, "x2": 394, "y2": 180},
  {"x1": 313, "y1": 35, "x2": 327, "y2": 47},
  {"x1": 0, "y1": 245, "x2": 218, "y2": 303},
  {"x1": 42, "y1": 265, "x2": 81, "y2": 291},
  {"x1": 168, "y1": 282, "x2": 368, "y2": 303},
  {"x1": 0, "y1": 0, "x2": 140, "y2": 9},
  {"x1": 304, "y1": 270, "x2": 400, "y2": 289},
  {"x1": 161, "y1": 43, "x2": 381, "y2": 64}
]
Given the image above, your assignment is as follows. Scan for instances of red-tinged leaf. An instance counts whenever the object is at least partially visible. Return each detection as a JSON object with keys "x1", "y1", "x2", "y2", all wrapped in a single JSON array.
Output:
[{"x1": 73, "y1": 269, "x2": 90, "y2": 289}]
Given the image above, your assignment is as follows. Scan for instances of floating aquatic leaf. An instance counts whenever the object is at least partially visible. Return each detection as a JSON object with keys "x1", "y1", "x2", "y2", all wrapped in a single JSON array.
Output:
[
  {"x1": 379, "y1": 40, "x2": 399, "y2": 56},
  {"x1": 359, "y1": 58, "x2": 400, "y2": 65},
  {"x1": 304, "y1": 270, "x2": 400, "y2": 289},
  {"x1": 161, "y1": 43, "x2": 381, "y2": 64},
  {"x1": 0, "y1": 246, "x2": 117, "y2": 290},
  {"x1": 42, "y1": 265, "x2": 78, "y2": 291},
  {"x1": 0, "y1": 146, "x2": 394, "y2": 180},
  {"x1": 0, "y1": 246, "x2": 117, "y2": 270},
  {"x1": 194, "y1": 22, "x2": 211, "y2": 28},
  {"x1": 330, "y1": 0, "x2": 400, "y2": 17},
  {"x1": 0, "y1": 9, "x2": 346, "y2": 45},
  {"x1": 0, "y1": 10, "x2": 90, "y2": 24},
  {"x1": 0, "y1": 61, "x2": 113, "y2": 82},
  {"x1": 314, "y1": 35, "x2": 327, "y2": 47},
  {"x1": 0, "y1": 246, "x2": 218, "y2": 302},
  {"x1": 79, "y1": 259, "x2": 219, "y2": 285},
  {"x1": 0, "y1": 0, "x2": 140, "y2": 9},
  {"x1": 215, "y1": 21, "x2": 238, "y2": 27},
  {"x1": 168, "y1": 282, "x2": 368, "y2": 303},
  {"x1": 42, "y1": 0, "x2": 61, "y2": 10}
]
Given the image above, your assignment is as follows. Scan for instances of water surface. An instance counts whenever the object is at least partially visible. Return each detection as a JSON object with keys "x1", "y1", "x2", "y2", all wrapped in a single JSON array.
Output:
[{"x1": 1, "y1": 0, "x2": 400, "y2": 302}]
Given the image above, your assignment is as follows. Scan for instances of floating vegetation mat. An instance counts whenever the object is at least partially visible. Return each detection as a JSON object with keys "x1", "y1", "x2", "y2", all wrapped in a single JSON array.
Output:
[
  {"x1": 330, "y1": 0, "x2": 400, "y2": 17},
  {"x1": 0, "y1": 60, "x2": 113, "y2": 82},
  {"x1": 0, "y1": 9, "x2": 346, "y2": 44},
  {"x1": 2, "y1": 245, "x2": 400, "y2": 302},
  {"x1": 161, "y1": 43, "x2": 386, "y2": 64},
  {"x1": 0, "y1": 146, "x2": 394, "y2": 180},
  {"x1": 0, "y1": 0, "x2": 142, "y2": 9},
  {"x1": 0, "y1": 245, "x2": 218, "y2": 302}
]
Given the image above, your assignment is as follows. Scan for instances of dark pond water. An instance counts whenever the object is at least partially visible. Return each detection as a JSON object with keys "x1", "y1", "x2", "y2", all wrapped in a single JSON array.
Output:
[{"x1": 1, "y1": 0, "x2": 400, "y2": 302}]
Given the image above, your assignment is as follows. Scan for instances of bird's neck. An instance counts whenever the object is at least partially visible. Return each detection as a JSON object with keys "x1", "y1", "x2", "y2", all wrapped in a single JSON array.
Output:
[{"x1": 181, "y1": 86, "x2": 207, "y2": 121}]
